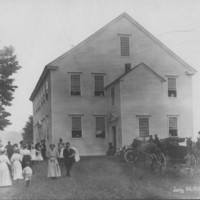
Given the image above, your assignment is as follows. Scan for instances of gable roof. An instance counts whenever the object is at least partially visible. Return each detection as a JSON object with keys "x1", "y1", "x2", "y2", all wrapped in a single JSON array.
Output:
[
  {"x1": 47, "y1": 12, "x2": 196, "y2": 74},
  {"x1": 105, "y1": 62, "x2": 166, "y2": 89}
]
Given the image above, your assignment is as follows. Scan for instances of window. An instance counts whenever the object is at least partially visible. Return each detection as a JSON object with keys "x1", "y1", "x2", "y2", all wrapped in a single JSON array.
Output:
[
  {"x1": 71, "y1": 116, "x2": 82, "y2": 138},
  {"x1": 169, "y1": 116, "x2": 178, "y2": 136},
  {"x1": 168, "y1": 77, "x2": 177, "y2": 97},
  {"x1": 139, "y1": 117, "x2": 149, "y2": 138},
  {"x1": 96, "y1": 116, "x2": 106, "y2": 138},
  {"x1": 94, "y1": 75, "x2": 104, "y2": 96},
  {"x1": 120, "y1": 36, "x2": 130, "y2": 56},
  {"x1": 70, "y1": 74, "x2": 81, "y2": 96},
  {"x1": 111, "y1": 87, "x2": 115, "y2": 105},
  {"x1": 45, "y1": 81, "x2": 49, "y2": 100}
]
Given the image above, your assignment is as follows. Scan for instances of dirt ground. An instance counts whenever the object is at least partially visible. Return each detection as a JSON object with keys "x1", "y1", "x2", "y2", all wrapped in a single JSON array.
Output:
[{"x1": 0, "y1": 156, "x2": 200, "y2": 199}]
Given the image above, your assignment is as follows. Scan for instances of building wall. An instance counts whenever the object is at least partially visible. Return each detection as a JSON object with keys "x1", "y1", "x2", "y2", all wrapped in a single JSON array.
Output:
[
  {"x1": 50, "y1": 69, "x2": 108, "y2": 155},
  {"x1": 34, "y1": 16, "x2": 194, "y2": 155},
  {"x1": 32, "y1": 74, "x2": 52, "y2": 147},
  {"x1": 120, "y1": 66, "x2": 165, "y2": 145},
  {"x1": 120, "y1": 65, "x2": 193, "y2": 146},
  {"x1": 163, "y1": 74, "x2": 193, "y2": 138}
]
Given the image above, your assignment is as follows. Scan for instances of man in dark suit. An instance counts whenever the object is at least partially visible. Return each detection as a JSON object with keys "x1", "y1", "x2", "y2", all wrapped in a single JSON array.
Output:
[
  {"x1": 5, "y1": 141, "x2": 14, "y2": 160},
  {"x1": 63, "y1": 142, "x2": 75, "y2": 177},
  {"x1": 41, "y1": 140, "x2": 46, "y2": 160}
]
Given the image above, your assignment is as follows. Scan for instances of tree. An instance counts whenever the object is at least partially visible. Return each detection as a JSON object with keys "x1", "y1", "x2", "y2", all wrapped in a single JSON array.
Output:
[
  {"x1": 22, "y1": 116, "x2": 33, "y2": 143},
  {"x1": 0, "y1": 46, "x2": 21, "y2": 130}
]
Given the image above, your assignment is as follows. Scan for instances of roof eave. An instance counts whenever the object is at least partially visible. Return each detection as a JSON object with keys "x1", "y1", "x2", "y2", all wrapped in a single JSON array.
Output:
[{"x1": 29, "y1": 66, "x2": 59, "y2": 101}]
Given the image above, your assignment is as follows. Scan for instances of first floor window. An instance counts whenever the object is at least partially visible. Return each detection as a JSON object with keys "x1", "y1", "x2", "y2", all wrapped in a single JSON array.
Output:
[
  {"x1": 139, "y1": 117, "x2": 149, "y2": 138},
  {"x1": 71, "y1": 116, "x2": 82, "y2": 138},
  {"x1": 96, "y1": 116, "x2": 106, "y2": 138},
  {"x1": 169, "y1": 116, "x2": 178, "y2": 136}
]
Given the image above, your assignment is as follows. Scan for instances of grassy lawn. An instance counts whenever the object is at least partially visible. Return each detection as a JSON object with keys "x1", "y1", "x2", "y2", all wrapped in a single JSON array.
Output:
[{"x1": 0, "y1": 156, "x2": 200, "y2": 199}]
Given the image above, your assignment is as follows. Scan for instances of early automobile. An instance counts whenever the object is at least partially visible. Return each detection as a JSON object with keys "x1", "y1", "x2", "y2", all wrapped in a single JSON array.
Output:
[
  {"x1": 117, "y1": 136, "x2": 196, "y2": 176},
  {"x1": 160, "y1": 137, "x2": 196, "y2": 176}
]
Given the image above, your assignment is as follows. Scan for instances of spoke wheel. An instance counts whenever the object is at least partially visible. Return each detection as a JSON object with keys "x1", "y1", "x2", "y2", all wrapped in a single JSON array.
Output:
[{"x1": 124, "y1": 150, "x2": 134, "y2": 163}]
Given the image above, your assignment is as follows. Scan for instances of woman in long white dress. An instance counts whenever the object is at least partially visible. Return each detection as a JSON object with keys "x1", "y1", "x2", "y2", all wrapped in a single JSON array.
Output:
[
  {"x1": 0, "y1": 147, "x2": 12, "y2": 187},
  {"x1": 10, "y1": 149, "x2": 23, "y2": 180},
  {"x1": 31, "y1": 145, "x2": 37, "y2": 164},
  {"x1": 36, "y1": 146, "x2": 44, "y2": 161},
  {"x1": 59, "y1": 143, "x2": 65, "y2": 161},
  {"x1": 47, "y1": 144, "x2": 61, "y2": 178}
]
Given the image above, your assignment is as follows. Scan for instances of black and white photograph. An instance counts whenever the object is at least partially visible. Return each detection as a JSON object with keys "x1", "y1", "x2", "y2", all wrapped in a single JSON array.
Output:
[{"x1": 0, "y1": 0, "x2": 200, "y2": 199}]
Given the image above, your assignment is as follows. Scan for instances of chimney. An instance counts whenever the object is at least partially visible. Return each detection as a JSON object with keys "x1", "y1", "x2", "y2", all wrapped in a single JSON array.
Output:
[{"x1": 125, "y1": 63, "x2": 131, "y2": 73}]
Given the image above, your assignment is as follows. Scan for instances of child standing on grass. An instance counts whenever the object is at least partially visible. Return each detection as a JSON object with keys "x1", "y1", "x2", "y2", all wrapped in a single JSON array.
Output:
[{"x1": 22, "y1": 162, "x2": 33, "y2": 187}]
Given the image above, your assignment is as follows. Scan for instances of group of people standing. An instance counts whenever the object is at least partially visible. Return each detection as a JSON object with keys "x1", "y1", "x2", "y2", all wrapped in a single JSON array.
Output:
[
  {"x1": 47, "y1": 141, "x2": 79, "y2": 178},
  {"x1": 0, "y1": 140, "x2": 46, "y2": 187},
  {"x1": 0, "y1": 139, "x2": 80, "y2": 187}
]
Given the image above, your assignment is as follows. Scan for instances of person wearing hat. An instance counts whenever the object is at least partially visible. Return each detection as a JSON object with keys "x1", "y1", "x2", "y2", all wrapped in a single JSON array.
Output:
[
  {"x1": 10, "y1": 149, "x2": 23, "y2": 180},
  {"x1": 148, "y1": 135, "x2": 154, "y2": 143},
  {"x1": 5, "y1": 141, "x2": 14, "y2": 160},
  {"x1": 21, "y1": 144, "x2": 31, "y2": 169},
  {"x1": 47, "y1": 144, "x2": 61, "y2": 179},
  {"x1": 0, "y1": 147, "x2": 12, "y2": 187},
  {"x1": 63, "y1": 142, "x2": 75, "y2": 177}
]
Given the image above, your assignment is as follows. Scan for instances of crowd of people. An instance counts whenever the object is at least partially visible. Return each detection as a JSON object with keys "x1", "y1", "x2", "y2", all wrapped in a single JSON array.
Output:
[{"x1": 0, "y1": 139, "x2": 80, "y2": 188}]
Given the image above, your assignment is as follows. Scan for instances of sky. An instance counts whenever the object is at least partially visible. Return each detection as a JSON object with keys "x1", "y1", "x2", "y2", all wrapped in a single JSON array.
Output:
[{"x1": 0, "y1": 0, "x2": 200, "y2": 143}]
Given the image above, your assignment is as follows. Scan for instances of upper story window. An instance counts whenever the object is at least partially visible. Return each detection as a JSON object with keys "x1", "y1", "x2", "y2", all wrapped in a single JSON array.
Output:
[
  {"x1": 94, "y1": 75, "x2": 104, "y2": 96},
  {"x1": 45, "y1": 80, "x2": 49, "y2": 100},
  {"x1": 168, "y1": 77, "x2": 177, "y2": 97},
  {"x1": 168, "y1": 116, "x2": 178, "y2": 136},
  {"x1": 138, "y1": 117, "x2": 149, "y2": 138},
  {"x1": 70, "y1": 74, "x2": 81, "y2": 96},
  {"x1": 95, "y1": 116, "x2": 106, "y2": 138},
  {"x1": 120, "y1": 35, "x2": 130, "y2": 56},
  {"x1": 111, "y1": 87, "x2": 115, "y2": 105},
  {"x1": 71, "y1": 115, "x2": 82, "y2": 138}
]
